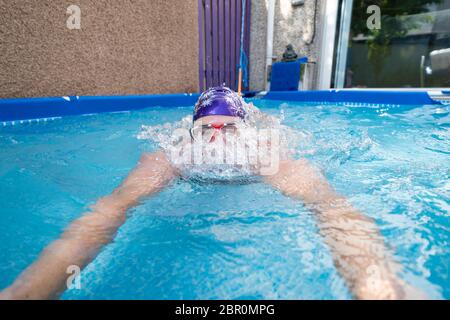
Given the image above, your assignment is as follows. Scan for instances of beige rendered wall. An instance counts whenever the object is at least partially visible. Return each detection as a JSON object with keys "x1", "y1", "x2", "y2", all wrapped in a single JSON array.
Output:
[{"x1": 0, "y1": 0, "x2": 199, "y2": 98}]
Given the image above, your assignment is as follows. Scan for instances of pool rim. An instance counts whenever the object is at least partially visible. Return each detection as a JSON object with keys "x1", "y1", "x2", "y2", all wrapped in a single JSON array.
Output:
[{"x1": 0, "y1": 89, "x2": 447, "y2": 123}]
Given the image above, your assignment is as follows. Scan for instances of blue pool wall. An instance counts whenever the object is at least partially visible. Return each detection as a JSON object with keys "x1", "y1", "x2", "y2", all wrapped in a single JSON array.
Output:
[
  {"x1": 264, "y1": 90, "x2": 441, "y2": 105},
  {"x1": 0, "y1": 90, "x2": 443, "y2": 122}
]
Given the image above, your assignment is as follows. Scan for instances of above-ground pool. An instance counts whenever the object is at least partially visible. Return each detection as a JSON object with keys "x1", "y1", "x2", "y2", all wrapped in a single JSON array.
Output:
[{"x1": 0, "y1": 91, "x2": 448, "y2": 299}]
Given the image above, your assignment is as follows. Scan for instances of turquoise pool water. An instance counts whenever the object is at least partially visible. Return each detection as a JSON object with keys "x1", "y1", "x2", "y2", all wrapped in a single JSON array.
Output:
[{"x1": 0, "y1": 100, "x2": 448, "y2": 299}]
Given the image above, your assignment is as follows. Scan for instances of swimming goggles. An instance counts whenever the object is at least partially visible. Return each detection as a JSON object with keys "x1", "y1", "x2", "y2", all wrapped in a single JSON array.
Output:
[{"x1": 189, "y1": 122, "x2": 239, "y2": 142}]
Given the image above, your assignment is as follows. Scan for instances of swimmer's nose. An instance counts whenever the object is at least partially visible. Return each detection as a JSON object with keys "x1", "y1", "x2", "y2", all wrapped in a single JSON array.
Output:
[
  {"x1": 209, "y1": 123, "x2": 225, "y2": 143},
  {"x1": 211, "y1": 123, "x2": 224, "y2": 130}
]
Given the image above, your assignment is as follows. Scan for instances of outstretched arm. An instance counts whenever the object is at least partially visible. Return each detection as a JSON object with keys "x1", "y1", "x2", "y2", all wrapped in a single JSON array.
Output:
[
  {"x1": 265, "y1": 159, "x2": 425, "y2": 300},
  {"x1": 0, "y1": 151, "x2": 177, "y2": 300}
]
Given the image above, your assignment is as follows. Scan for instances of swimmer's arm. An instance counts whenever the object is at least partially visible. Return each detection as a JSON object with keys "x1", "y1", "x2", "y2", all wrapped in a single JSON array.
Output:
[
  {"x1": 0, "y1": 151, "x2": 177, "y2": 300},
  {"x1": 265, "y1": 159, "x2": 425, "y2": 300}
]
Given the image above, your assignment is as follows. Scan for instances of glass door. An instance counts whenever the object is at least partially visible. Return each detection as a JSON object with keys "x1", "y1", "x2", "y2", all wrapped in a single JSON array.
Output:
[{"x1": 333, "y1": 0, "x2": 450, "y2": 88}]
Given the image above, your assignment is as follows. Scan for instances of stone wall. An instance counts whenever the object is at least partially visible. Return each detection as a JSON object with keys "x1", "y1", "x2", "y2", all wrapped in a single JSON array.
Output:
[
  {"x1": 249, "y1": 0, "x2": 268, "y2": 92},
  {"x1": 249, "y1": 0, "x2": 324, "y2": 91}
]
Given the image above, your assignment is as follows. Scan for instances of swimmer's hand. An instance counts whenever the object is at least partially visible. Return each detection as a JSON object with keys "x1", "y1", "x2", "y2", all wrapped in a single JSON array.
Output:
[{"x1": 0, "y1": 151, "x2": 177, "y2": 300}]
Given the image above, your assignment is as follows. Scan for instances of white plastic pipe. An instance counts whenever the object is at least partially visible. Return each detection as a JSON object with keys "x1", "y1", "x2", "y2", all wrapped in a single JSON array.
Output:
[
  {"x1": 317, "y1": 0, "x2": 339, "y2": 89},
  {"x1": 265, "y1": 0, "x2": 276, "y2": 91}
]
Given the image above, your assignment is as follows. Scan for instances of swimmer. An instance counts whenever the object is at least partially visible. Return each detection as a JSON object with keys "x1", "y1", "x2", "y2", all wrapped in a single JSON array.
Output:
[{"x1": 0, "y1": 86, "x2": 425, "y2": 300}]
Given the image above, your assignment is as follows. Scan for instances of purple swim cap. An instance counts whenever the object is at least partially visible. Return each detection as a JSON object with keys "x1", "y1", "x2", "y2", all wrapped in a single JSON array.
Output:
[{"x1": 193, "y1": 86, "x2": 246, "y2": 121}]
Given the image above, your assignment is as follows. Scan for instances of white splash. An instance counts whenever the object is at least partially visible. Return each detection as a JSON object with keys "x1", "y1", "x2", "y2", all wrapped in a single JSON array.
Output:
[{"x1": 137, "y1": 101, "x2": 312, "y2": 182}]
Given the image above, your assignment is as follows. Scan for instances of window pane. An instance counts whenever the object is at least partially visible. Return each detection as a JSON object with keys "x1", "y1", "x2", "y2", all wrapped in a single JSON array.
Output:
[{"x1": 343, "y1": 0, "x2": 450, "y2": 88}]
